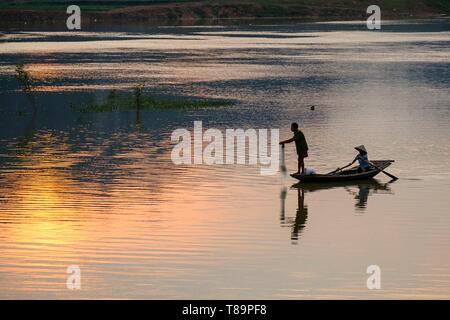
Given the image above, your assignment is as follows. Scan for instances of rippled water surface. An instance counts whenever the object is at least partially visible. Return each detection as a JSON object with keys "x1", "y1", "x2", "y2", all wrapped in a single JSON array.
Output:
[{"x1": 1, "y1": 21, "x2": 450, "y2": 299}]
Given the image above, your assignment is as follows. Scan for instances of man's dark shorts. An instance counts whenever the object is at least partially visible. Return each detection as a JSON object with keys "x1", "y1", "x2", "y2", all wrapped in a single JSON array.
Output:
[{"x1": 298, "y1": 150, "x2": 308, "y2": 160}]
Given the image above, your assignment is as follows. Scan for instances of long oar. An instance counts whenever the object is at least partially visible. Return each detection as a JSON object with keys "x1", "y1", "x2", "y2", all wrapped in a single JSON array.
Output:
[
  {"x1": 327, "y1": 167, "x2": 342, "y2": 174},
  {"x1": 368, "y1": 161, "x2": 398, "y2": 180}
]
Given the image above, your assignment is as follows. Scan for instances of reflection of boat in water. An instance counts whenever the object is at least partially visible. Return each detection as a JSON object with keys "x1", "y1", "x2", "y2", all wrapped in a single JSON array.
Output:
[
  {"x1": 291, "y1": 160, "x2": 394, "y2": 182},
  {"x1": 291, "y1": 179, "x2": 392, "y2": 193},
  {"x1": 280, "y1": 179, "x2": 395, "y2": 243},
  {"x1": 292, "y1": 179, "x2": 393, "y2": 210}
]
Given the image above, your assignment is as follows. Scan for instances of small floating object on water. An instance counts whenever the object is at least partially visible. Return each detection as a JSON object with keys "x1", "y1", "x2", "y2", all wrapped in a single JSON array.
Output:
[{"x1": 310, "y1": 105, "x2": 315, "y2": 110}]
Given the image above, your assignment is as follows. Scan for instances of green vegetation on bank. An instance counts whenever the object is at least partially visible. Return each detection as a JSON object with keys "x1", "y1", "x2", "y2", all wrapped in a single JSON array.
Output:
[
  {"x1": 71, "y1": 87, "x2": 234, "y2": 113},
  {"x1": 0, "y1": 0, "x2": 449, "y2": 14},
  {"x1": 428, "y1": 0, "x2": 450, "y2": 13},
  {"x1": 0, "y1": 1, "x2": 189, "y2": 12}
]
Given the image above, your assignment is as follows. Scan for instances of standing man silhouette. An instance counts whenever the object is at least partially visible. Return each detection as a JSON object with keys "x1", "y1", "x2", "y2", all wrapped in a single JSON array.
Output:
[{"x1": 280, "y1": 123, "x2": 309, "y2": 174}]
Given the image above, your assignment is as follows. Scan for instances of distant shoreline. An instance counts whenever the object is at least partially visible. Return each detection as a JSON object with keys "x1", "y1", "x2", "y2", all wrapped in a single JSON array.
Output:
[{"x1": 0, "y1": 1, "x2": 448, "y2": 29}]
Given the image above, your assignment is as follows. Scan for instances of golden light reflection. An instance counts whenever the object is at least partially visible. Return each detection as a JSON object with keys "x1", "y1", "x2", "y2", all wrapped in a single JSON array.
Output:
[{"x1": 0, "y1": 133, "x2": 270, "y2": 297}]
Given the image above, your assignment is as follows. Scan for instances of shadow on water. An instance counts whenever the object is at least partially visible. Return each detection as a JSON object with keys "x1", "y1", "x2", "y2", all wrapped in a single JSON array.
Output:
[
  {"x1": 280, "y1": 179, "x2": 395, "y2": 244},
  {"x1": 280, "y1": 186, "x2": 308, "y2": 244},
  {"x1": 16, "y1": 109, "x2": 37, "y2": 148}
]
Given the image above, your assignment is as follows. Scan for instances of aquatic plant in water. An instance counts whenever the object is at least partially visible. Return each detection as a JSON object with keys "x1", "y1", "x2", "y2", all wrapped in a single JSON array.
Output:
[
  {"x1": 15, "y1": 64, "x2": 37, "y2": 111},
  {"x1": 72, "y1": 86, "x2": 234, "y2": 113}
]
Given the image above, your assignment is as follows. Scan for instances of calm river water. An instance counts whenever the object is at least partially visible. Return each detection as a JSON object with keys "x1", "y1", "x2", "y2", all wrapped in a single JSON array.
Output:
[{"x1": 0, "y1": 20, "x2": 449, "y2": 299}]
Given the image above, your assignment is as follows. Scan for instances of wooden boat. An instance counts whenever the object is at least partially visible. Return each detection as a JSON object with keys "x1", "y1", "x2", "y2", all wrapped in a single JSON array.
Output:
[{"x1": 291, "y1": 160, "x2": 395, "y2": 182}]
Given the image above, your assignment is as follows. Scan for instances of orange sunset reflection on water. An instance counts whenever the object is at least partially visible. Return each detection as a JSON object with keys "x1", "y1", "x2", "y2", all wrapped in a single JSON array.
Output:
[{"x1": 1, "y1": 128, "x2": 449, "y2": 299}]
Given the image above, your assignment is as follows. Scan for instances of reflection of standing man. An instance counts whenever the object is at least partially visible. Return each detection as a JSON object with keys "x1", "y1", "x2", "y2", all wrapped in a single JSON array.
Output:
[
  {"x1": 280, "y1": 187, "x2": 287, "y2": 222},
  {"x1": 279, "y1": 185, "x2": 309, "y2": 243},
  {"x1": 292, "y1": 188, "x2": 308, "y2": 242}
]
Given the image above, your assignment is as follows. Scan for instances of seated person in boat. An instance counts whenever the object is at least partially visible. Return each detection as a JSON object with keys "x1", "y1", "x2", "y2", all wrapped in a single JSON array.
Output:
[
  {"x1": 279, "y1": 122, "x2": 309, "y2": 175},
  {"x1": 340, "y1": 145, "x2": 371, "y2": 173}
]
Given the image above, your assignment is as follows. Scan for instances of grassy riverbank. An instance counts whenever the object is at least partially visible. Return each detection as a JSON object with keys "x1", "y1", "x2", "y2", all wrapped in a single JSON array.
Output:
[
  {"x1": 0, "y1": 0, "x2": 448, "y2": 28},
  {"x1": 0, "y1": 1, "x2": 181, "y2": 12}
]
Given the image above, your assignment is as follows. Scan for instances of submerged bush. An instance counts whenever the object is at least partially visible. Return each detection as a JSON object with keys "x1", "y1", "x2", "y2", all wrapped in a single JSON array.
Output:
[
  {"x1": 15, "y1": 64, "x2": 37, "y2": 110},
  {"x1": 71, "y1": 88, "x2": 234, "y2": 113}
]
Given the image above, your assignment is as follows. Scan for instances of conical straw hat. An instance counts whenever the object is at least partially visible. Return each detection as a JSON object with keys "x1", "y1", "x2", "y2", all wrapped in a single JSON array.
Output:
[{"x1": 354, "y1": 145, "x2": 367, "y2": 153}]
